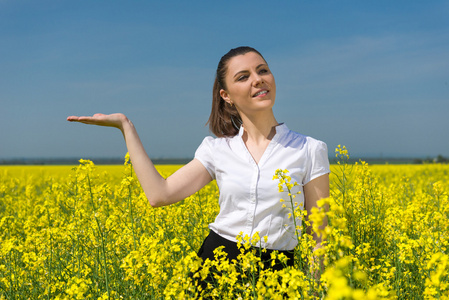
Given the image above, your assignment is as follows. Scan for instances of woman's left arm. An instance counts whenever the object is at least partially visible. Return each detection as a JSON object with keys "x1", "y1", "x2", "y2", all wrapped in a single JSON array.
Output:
[{"x1": 304, "y1": 173, "x2": 330, "y2": 249}]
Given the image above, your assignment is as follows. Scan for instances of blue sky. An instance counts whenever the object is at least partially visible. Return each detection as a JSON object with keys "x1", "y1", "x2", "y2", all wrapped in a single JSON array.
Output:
[{"x1": 1, "y1": 0, "x2": 448, "y2": 160}]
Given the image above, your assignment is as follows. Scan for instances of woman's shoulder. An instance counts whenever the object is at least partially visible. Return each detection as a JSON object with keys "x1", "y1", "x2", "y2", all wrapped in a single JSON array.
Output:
[
  {"x1": 204, "y1": 132, "x2": 241, "y2": 141},
  {"x1": 298, "y1": 134, "x2": 329, "y2": 159},
  {"x1": 304, "y1": 135, "x2": 327, "y2": 147},
  {"x1": 198, "y1": 134, "x2": 236, "y2": 149},
  {"x1": 282, "y1": 127, "x2": 327, "y2": 150}
]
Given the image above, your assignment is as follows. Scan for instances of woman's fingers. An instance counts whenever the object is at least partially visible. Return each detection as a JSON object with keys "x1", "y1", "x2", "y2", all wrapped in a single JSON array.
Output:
[
  {"x1": 67, "y1": 113, "x2": 126, "y2": 129},
  {"x1": 67, "y1": 115, "x2": 99, "y2": 124},
  {"x1": 66, "y1": 116, "x2": 78, "y2": 121}
]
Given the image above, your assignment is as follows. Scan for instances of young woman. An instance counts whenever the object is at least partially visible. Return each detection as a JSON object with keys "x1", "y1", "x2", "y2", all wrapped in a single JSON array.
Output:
[{"x1": 67, "y1": 46, "x2": 330, "y2": 271}]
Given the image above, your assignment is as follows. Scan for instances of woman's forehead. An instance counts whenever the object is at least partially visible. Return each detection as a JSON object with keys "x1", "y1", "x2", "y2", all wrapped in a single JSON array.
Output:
[{"x1": 226, "y1": 52, "x2": 267, "y2": 75}]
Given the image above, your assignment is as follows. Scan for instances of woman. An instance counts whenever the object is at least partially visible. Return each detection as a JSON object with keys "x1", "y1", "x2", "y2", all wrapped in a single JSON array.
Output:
[{"x1": 67, "y1": 46, "x2": 330, "y2": 272}]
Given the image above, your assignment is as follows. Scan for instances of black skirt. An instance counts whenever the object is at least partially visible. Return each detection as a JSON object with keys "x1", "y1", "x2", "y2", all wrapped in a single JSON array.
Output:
[{"x1": 197, "y1": 229, "x2": 295, "y2": 271}]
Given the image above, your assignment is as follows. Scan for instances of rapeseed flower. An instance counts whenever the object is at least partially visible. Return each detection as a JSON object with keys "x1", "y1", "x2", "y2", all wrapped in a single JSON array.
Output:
[{"x1": 1, "y1": 150, "x2": 448, "y2": 298}]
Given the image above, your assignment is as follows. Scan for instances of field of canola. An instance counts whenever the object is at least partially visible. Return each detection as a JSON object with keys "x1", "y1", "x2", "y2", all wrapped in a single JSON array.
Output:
[{"x1": 0, "y1": 149, "x2": 448, "y2": 299}]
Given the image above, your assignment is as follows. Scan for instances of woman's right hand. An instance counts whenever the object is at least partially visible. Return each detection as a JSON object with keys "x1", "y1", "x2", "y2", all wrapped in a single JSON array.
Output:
[{"x1": 67, "y1": 113, "x2": 128, "y2": 131}]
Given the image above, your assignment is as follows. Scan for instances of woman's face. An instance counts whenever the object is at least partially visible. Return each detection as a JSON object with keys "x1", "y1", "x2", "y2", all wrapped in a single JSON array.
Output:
[{"x1": 220, "y1": 52, "x2": 276, "y2": 116}]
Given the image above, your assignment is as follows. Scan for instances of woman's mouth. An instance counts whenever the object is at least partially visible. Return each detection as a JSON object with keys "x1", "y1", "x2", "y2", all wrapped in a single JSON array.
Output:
[{"x1": 253, "y1": 90, "x2": 269, "y2": 97}]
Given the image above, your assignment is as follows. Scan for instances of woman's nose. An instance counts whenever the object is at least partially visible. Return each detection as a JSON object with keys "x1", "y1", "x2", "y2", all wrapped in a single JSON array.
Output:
[{"x1": 252, "y1": 74, "x2": 263, "y2": 86}]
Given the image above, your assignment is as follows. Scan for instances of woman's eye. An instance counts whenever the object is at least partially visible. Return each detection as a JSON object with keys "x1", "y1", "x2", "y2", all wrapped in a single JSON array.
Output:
[
  {"x1": 259, "y1": 68, "x2": 268, "y2": 74},
  {"x1": 237, "y1": 75, "x2": 248, "y2": 81}
]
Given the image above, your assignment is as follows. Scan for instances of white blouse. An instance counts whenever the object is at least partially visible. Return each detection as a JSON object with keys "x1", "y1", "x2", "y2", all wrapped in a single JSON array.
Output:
[{"x1": 194, "y1": 123, "x2": 330, "y2": 250}]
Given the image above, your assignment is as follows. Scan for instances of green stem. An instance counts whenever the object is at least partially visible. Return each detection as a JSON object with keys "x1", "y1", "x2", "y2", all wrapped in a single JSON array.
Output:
[
  {"x1": 127, "y1": 168, "x2": 137, "y2": 251},
  {"x1": 87, "y1": 172, "x2": 111, "y2": 299},
  {"x1": 95, "y1": 216, "x2": 111, "y2": 299}
]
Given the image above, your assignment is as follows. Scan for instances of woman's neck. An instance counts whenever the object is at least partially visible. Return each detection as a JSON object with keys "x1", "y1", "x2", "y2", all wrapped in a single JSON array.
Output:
[{"x1": 240, "y1": 110, "x2": 279, "y2": 144}]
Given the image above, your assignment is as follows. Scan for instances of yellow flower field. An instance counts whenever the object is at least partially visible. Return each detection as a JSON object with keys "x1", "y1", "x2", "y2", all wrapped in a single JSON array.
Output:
[{"x1": 0, "y1": 150, "x2": 448, "y2": 299}]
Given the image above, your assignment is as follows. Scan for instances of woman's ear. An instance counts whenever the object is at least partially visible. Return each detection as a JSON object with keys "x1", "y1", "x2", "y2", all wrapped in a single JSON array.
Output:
[{"x1": 220, "y1": 89, "x2": 231, "y2": 105}]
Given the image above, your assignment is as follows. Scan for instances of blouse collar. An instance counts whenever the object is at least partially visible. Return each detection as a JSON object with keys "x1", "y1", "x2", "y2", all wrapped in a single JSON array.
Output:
[{"x1": 238, "y1": 123, "x2": 288, "y2": 138}]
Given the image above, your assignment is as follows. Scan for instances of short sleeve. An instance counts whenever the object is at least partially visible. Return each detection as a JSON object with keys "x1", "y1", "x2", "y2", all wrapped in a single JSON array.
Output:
[
  {"x1": 194, "y1": 136, "x2": 216, "y2": 180},
  {"x1": 303, "y1": 139, "x2": 330, "y2": 185}
]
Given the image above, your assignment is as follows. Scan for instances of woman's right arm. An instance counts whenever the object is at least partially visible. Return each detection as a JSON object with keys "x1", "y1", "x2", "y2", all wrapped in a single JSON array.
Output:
[{"x1": 67, "y1": 113, "x2": 213, "y2": 207}]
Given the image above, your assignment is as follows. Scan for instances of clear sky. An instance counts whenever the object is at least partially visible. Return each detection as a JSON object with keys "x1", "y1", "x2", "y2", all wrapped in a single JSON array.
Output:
[{"x1": 1, "y1": 0, "x2": 448, "y2": 160}]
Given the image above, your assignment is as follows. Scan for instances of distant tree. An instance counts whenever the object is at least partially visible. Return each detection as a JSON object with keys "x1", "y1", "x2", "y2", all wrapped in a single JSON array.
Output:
[
  {"x1": 413, "y1": 158, "x2": 423, "y2": 164},
  {"x1": 435, "y1": 155, "x2": 448, "y2": 163}
]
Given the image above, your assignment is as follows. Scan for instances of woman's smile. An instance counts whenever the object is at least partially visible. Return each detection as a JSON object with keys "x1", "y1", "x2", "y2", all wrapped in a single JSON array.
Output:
[{"x1": 253, "y1": 89, "x2": 269, "y2": 98}]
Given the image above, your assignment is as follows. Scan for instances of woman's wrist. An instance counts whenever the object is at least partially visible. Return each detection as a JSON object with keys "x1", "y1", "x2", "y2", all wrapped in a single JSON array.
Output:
[{"x1": 117, "y1": 114, "x2": 132, "y2": 132}]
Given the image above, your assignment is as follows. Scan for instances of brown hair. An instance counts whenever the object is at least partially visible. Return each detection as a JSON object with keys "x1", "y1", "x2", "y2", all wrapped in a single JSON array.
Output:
[{"x1": 207, "y1": 46, "x2": 266, "y2": 137}]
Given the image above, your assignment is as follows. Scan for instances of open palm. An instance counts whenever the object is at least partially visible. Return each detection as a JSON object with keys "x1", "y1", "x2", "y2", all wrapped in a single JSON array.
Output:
[{"x1": 67, "y1": 113, "x2": 127, "y2": 130}]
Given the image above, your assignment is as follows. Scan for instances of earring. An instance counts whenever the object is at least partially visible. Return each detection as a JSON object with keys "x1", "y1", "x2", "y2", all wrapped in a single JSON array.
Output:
[{"x1": 229, "y1": 102, "x2": 234, "y2": 107}]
